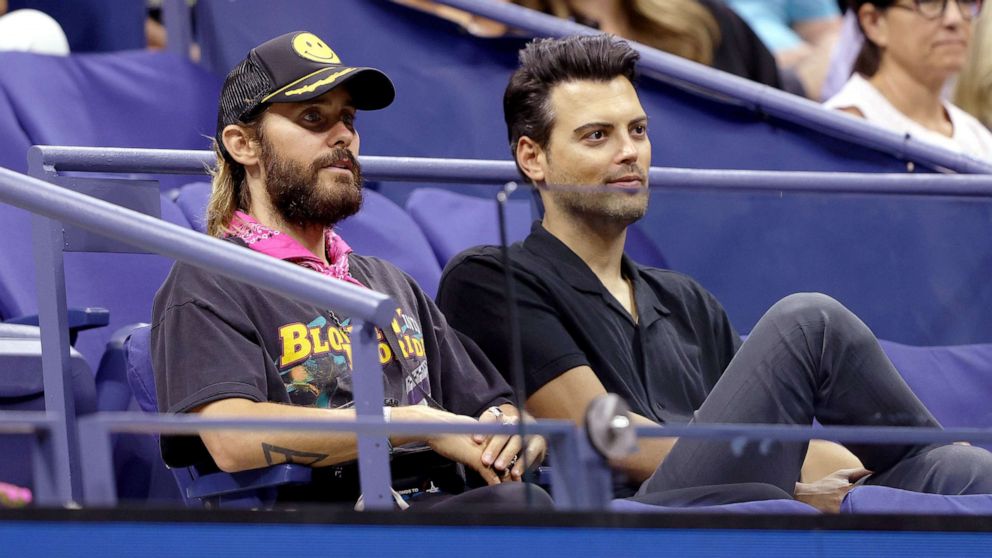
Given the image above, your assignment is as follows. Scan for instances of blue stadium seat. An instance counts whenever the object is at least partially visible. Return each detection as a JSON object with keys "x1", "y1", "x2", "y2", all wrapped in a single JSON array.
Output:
[
  {"x1": 405, "y1": 188, "x2": 533, "y2": 269},
  {"x1": 880, "y1": 340, "x2": 992, "y2": 452},
  {"x1": 0, "y1": 50, "x2": 218, "y2": 190},
  {"x1": 0, "y1": 191, "x2": 193, "y2": 370},
  {"x1": 0, "y1": 323, "x2": 96, "y2": 492},
  {"x1": 124, "y1": 325, "x2": 311, "y2": 509},
  {"x1": 405, "y1": 188, "x2": 669, "y2": 270}
]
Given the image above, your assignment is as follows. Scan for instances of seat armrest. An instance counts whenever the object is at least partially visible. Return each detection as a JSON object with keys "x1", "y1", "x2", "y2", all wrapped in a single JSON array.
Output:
[
  {"x1": 185, "y1": 464, "x2": 313, "y2": 499},
  {"x1": 6, "y1": 307, "x2": 110, "y2": 345}
]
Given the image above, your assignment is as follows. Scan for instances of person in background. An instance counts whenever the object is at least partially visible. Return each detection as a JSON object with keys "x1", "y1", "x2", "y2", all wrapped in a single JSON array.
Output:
[
  {"x1": 0, "y1": 0, "x2": 69, "y2": 55},
  {"x1": 954, "y1": 1, "x2": 992, "y2": 130},
  {"x1": 394, "y1": 0, "x2": 783, "y2": 89},
  {"x1": 725, "y1": 0, "x2": 843, "y2": 98},
  {"x1": 824, "y1": 0, "x2": 992, "y2": 161}
]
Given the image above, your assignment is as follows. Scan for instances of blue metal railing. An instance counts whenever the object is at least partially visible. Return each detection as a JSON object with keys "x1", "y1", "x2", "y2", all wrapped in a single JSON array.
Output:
[
  {"x1": 31, "y1": 146, "x2": 992, "y2": 196},
  {"x1": 433, "y1": 0, "x2": 992, "y2": 176}
]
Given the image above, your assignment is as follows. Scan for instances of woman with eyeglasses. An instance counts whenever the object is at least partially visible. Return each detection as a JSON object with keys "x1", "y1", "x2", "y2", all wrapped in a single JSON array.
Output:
[{"x1": 824, "y1": 0, "x2": 992, "y2": 161}]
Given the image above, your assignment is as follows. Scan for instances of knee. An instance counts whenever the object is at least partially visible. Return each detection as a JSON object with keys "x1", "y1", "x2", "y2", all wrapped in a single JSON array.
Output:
[
  {"x1": 921, "y1": 444, "x2": 992, "y2": 495},
  {"x1": 766, "y1": 293, "x2": 849, "y2": 326},
  {"x1": 769, "y1": 292, "x2": 867, "y2": 331}
]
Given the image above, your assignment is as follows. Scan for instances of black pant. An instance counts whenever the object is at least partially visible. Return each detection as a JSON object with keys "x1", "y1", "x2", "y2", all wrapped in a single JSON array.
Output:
[{"x1": 639, "y1": 293, "x2": 992, "y2": 497}]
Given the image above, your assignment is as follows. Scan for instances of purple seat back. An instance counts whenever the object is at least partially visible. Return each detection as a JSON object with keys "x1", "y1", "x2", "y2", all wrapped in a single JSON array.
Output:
[
  {"x1": 880, "y1": 340, "x2": 992, "y2": 449},
  {"x1": 0, "y1": 50, "x2": 218, "y2": 190},
  {"x1": 0, "y1": 193, "x2": 192, "y2": 370},
  {"x1": 406, "y1": 187, "x2": 670, "y2": 270},
  {"x1": 843, "y1": 485, "x2": 992, "y2": 515},
  {"x1": 0, "y1": 85, "x2": 31, "y2": 174},
  {"x1": 124, "y1": 325, "x2": 156, "y2": 414},
  {"x1": 0, "y1": 324, "x2": 96, "y2": 491},
  {"x1": 405, "y1": 188, "x2": 532, "y2": 268}
]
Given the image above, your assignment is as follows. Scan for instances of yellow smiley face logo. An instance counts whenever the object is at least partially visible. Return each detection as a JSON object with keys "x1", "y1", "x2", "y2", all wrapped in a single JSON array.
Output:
[{"x1": 292, "y1": 33, "x2": 340, "y2": 63}]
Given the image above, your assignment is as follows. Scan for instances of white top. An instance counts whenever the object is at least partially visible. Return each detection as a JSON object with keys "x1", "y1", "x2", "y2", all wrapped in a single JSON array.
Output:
[
  {"x1": 824, "y1": 73, "x2": 992, "y2": 163},
  {"x1": 0, "y1": 10, "x2": 69, "y2": 56}
]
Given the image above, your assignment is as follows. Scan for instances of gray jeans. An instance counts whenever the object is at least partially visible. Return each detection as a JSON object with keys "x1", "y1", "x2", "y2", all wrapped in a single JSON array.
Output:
[{"x1": 639, "y1": 293, "x2": 992, "y2": 497}]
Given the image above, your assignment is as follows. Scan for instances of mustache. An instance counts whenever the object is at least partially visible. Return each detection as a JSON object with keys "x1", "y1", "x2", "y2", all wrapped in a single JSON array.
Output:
[
  {"x1": 310, "y1": 148, "x2": 360, "y2": 175},
  {"x1": 604, "y1": 165, "x2": 646, "y2": 183}
]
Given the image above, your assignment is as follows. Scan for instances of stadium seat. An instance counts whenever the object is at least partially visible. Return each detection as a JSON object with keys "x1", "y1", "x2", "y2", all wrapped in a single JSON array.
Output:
[
  {"x1": 0, "y1": 323, "x2": 96, "y2": 492},
  {"x1": 880, "y1": 340, "x2": 992, "y2": 452},
  {"x1": 0, "y1": 191, "x2": 193, "y2": 371},
  {"x1": 404, "y1": 188, "x2": 533, "y2": 268},
  {"x1": 0, "y1": 50, "x2": 218, "y2": 190},
  {"x1": 124, "y1": 325, "x2": 311, "y2": 509},
  {"x1": 175, "y1": 181, "x2": 443, "y2": 297},
  {"x1": 842, "y1": 486, "x2": 992, "y2": 515},
  {"x1": 405, "y1": 188, "x2": 669, "y2": 269},
  {"x1": 173, "y1": 181, "x2": 212, "y2": 234},
  {"x1": 94, "y1": 325, "x2": 181, "y2": 503}
]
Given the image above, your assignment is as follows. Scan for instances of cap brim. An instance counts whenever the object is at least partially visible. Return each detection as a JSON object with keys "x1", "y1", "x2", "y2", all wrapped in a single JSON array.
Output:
[{"x1": 261, "y1": 66, "x2": 395, "y2": 110}]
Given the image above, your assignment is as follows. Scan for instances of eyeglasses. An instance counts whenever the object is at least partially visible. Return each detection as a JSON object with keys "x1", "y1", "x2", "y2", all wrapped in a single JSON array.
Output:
[{"x1": 890, "y1": 0, "x2": 983, "y2": 21}]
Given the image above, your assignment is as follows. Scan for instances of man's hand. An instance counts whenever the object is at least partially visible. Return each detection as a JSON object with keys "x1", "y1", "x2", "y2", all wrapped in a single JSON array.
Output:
[
  {"x1": 794, "y1": 467, "x2": 872, "y2": 513},
  {"x1": 395, "y1": 405, "x2": 504, "y2": 485},
  {"x1": 473, "y1": 405, "x2": 547, "y2": 481}
]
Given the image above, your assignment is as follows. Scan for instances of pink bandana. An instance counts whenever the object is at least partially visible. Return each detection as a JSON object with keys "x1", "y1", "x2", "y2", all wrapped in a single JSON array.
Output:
[{"x1": 227, "y1": 211, "x2": 365, "y2": 288}]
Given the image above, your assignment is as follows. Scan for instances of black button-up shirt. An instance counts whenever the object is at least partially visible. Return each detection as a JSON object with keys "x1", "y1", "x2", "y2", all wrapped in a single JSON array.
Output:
[{"x1": 437, "y1": 222, "x2": 741, "y2": 424}]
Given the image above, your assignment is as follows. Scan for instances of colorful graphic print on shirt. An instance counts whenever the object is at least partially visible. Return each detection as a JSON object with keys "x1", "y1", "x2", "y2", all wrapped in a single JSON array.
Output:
[{"x1": 276, "y1": 307, "x2": 431, "y2": 409}]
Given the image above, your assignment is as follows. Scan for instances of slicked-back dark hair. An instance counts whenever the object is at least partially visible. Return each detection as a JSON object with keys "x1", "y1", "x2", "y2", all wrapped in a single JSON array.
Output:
[{"x1": 503, "y1": 34, "x2": 639, "y2": 176}]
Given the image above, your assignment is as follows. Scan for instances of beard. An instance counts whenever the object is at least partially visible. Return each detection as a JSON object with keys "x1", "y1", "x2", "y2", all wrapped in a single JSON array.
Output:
[
  {"x1": 545, "y1": 163, "x2": 649, "y2": 227},
  {"x1": 260, "y1": 139, "x2": 364, "y2": 228}
]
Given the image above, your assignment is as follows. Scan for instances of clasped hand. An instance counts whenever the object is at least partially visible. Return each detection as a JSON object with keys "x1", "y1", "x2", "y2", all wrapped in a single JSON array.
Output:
[
  {"x1": 794, "y1": 467, "x2": 872, "y2": 513},
  {"x1": 472, "y1": 405, "x2": 546, "y2": 483},
  {"x1": 414, "y1": 405, "x2": 545, "y2": 485}
]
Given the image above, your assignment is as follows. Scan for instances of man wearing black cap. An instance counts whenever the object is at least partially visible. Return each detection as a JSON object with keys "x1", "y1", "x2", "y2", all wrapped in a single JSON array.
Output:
[{"x1": 151, "y1": 31, "x2": 550, "y2": 509}]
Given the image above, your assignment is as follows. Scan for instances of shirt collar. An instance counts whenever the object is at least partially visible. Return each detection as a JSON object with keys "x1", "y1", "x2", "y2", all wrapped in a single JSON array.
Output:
[
  {"x1": 227, "y1": 211, "x2": 365, "y2": 287},
  {"x1": 523, "y1": 221, "x2": 670, "y2": 320}
]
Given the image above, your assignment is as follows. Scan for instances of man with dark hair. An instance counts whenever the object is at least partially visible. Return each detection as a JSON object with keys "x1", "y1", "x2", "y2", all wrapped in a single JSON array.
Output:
[
  {"x1": 152, "y1": 30, "x2": 551, "y2": 510},
  {"x1": 437, "y1": 33, "x2": 992, "y2": 512}
]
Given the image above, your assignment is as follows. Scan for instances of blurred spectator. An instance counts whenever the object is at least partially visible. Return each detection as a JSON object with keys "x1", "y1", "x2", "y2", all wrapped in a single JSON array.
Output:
[
  {"x1": 0, "y1": 0, "x2": 69, "y2": 55},
  {"x1": 513, "y1": 0, "x2": 783, "y2": 88},
  {"x1": 394, "y1": 0, "x2": 783, "y2": 89},
  {"x1": 824, "y1": 0, "x2": 992, "y2": 161},
  {"x1": 725, "y1": 0, "x2": 843, "y2": 98},
  {"x1": 6, "y1": 0, "x2": 144, "y2": 52},
  {"x1": 954, "y1": 3, "x2": 991, "y2": 129}
]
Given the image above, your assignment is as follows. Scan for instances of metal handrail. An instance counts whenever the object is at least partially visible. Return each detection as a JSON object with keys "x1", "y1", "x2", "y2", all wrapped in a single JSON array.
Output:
[{"x1": 30, "y1": 146, "x2": 992, "y2": 197}]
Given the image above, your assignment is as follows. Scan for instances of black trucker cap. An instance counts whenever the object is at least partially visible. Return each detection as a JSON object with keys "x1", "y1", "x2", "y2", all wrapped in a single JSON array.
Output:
[{"x1": 215, "y1": 30, "x2": 395, "y2": 156}]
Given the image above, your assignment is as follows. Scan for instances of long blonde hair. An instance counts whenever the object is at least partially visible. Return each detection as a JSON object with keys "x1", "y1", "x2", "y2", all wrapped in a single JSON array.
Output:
[
  {"x1": 954, "y1": 5, "x2": 992, "y2": 129},
  {"x1": 515, "y1": 0, "x2": 720, "y2": 66},
  {"x1": 205, "y1": 142, "x2": 253, "y2": 237}
]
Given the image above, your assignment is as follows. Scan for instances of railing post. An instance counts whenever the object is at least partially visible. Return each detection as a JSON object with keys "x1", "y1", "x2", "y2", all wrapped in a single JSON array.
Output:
[
  {"x1": 77, "y1": 416, "x2": 117, "y2": 507},
  {"x1": 350, "y1": 319, "x2": 393, "y2": 510},
  {"x1": 27, "y1": 153, "x2": 80, "y2": 506}
]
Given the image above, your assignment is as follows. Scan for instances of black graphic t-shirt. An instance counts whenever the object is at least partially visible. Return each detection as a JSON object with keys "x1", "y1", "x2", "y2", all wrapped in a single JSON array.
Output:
[{"x1": 151, "y1": 244, "x2": 512, "y2": 470}]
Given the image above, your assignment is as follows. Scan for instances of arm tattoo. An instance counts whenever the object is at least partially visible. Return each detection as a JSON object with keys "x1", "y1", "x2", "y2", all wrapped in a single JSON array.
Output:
[{"x1": 261, "y1": 443, "x2": 329, "y2": 466}]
